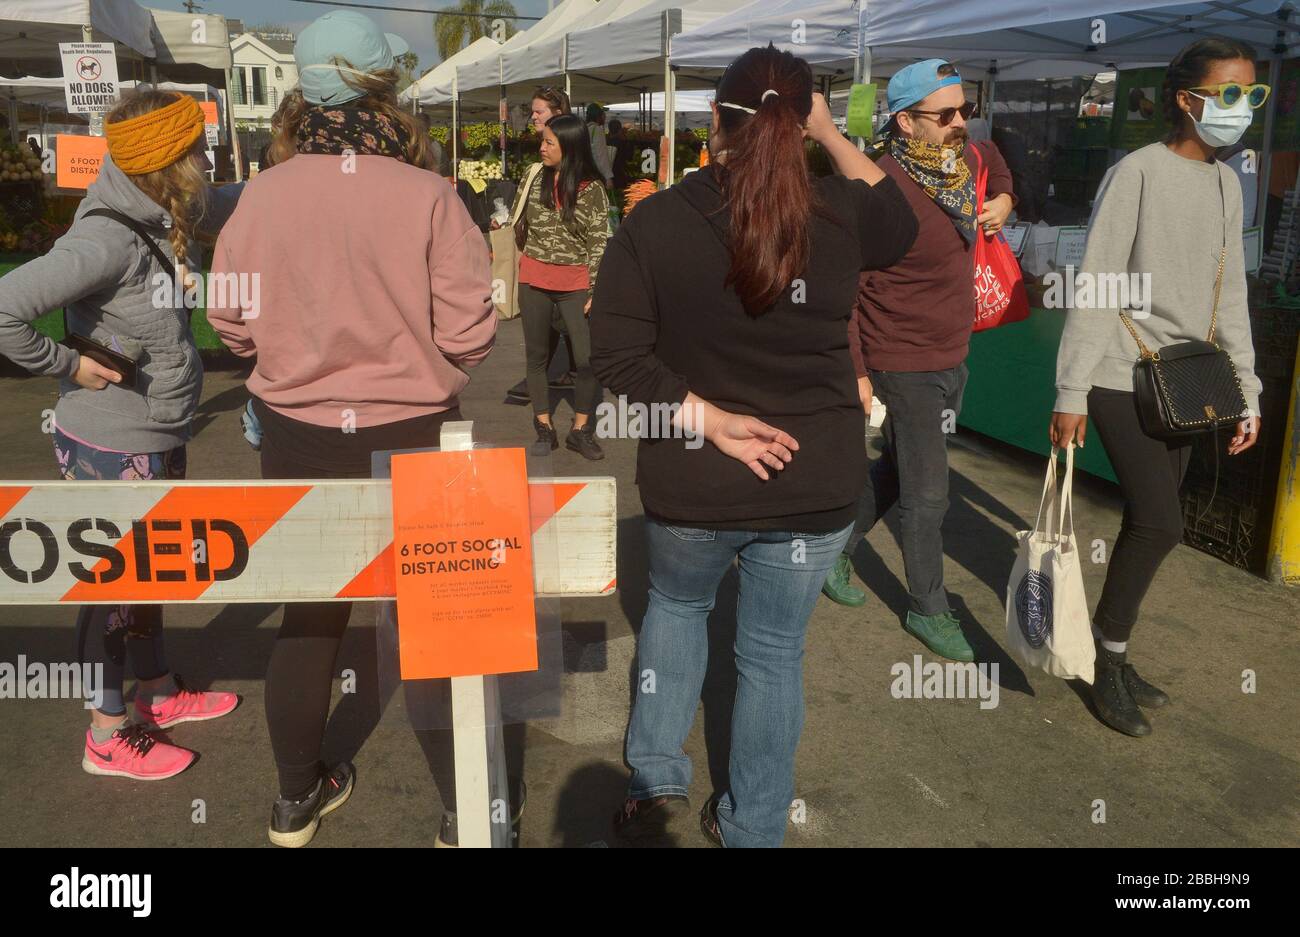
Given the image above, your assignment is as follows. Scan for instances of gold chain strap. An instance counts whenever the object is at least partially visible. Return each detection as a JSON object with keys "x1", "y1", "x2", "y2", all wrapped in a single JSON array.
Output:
[{"x1": 1120, "y1": 243, "x2": 1227, "y2": 360}]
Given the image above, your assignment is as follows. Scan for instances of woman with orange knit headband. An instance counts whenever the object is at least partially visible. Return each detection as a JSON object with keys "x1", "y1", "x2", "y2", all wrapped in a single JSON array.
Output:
[{"x1": 0, "y1": 89, "x2": 245, "y2": 782}]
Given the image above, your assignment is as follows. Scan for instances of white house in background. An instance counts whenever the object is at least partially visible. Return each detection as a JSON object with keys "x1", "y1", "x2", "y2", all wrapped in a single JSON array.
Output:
[{"x1": 230, "y1": 32, "x2": 298, "y2": 132}]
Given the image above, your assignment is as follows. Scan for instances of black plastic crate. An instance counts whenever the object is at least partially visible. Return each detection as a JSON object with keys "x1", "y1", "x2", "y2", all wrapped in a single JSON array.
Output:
[{"x1": 1180, "y1": 303, "x2": 1298, "y2": 574}]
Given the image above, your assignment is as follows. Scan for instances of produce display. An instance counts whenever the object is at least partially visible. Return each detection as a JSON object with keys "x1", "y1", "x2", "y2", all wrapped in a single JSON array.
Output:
[
  {"x1": 622, "y1": 179, "x2": 657, "y2": 216},
  {"x1": 457, "y1": 158, "x2": 503, "y2": 183},
  {"x1": 0, "y1": 145, "x2": 43, "y2": 183}
]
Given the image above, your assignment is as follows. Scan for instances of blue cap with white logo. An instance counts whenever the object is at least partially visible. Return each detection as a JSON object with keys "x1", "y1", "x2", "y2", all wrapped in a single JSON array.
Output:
[
  {"x1": 887, "y1": 59, "x2": 962, "y2": 114},
  {"x1": 295, "y1": 10, "x2": 409, "y2": 106}
]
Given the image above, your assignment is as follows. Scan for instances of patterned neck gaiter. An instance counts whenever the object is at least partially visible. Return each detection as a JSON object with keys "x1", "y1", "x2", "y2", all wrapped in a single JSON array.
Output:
[
  {"x1": 296, "y1": 105, "x2": 413, "y2": 163},
  {"x1": 889, "y1": 135, "x2": 978, "y2": 245}
]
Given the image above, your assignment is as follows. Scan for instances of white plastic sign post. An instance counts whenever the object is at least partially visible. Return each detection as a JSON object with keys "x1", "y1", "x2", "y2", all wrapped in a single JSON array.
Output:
[{"x1": 438, "y1": 421, "x2": 511, "y2": 848}]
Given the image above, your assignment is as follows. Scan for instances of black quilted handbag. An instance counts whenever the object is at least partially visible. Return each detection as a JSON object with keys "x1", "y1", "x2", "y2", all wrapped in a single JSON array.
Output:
[{"x1": 1120, "y1": 244, "x2": 1248, "y2": 441}]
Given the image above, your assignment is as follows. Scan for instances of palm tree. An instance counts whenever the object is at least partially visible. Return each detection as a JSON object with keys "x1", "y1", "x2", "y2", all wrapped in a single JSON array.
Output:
[{"x1": 435, "y1": 1, "x2": 520, "y2": 62}]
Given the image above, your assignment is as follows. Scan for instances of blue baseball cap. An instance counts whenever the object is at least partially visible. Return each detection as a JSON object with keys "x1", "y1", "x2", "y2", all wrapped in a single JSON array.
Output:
[
  {"x1": 887, "y1": 59, "x2": 962, "y2": 114},
  {"x1": 295, "y1": 10, "x2": 409, "y2": 106}
]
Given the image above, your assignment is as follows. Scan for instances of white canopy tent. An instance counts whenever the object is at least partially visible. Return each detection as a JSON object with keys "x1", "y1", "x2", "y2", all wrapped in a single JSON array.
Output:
[
  {"x1": 147, "y1": 9, "x2": 229, "y2": 72},
  {"x1": 452, "y1": 0, "x2": 597, "y2": 108},
  {"x1": 399, "y1": 34, "x2": 499, "y2": 108},
  {"x1": 0, "y1": 0, "x2": 155, "y2": 63}
]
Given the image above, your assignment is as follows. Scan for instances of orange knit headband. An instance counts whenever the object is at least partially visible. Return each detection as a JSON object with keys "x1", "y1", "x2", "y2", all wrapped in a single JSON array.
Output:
[{"x1": 104, "y1": 95, "x2": 205, "y2": 176}]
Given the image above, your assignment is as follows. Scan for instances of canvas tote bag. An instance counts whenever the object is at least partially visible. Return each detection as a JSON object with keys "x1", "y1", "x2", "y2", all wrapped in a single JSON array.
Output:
[
  {"x1": 1005, "y1": 444, "x2": 1095, "y2": 682},
  {"x1": 490, "y1": 161, "x2": 544, "y2": 320}
]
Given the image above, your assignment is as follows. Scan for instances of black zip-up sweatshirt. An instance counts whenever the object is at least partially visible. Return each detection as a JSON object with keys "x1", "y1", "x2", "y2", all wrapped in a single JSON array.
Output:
[{"x1": 589, "y1": 164, "x2": 919, "y2": 531}]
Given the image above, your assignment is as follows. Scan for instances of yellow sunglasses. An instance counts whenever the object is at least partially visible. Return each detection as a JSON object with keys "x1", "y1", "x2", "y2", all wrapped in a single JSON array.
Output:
[{"x1": 1187, "y1": 82, "x2": 1271, "y2": 109}]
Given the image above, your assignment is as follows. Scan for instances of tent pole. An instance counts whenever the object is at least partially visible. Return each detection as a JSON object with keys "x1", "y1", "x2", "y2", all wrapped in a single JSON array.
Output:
[
  {"x1": 853, "y1": 46, "x2": 872, "y2": 151},
  {"x1": 452, "y1": 78, "x2": 460, "y2": 181},
  {"x1": 1259, "y1": 9, "x2": 1291, "y2": 228},
  {"x1": 663, "y1": 49, "x2": 675, "y2": 184},
  {"x1": 987, "y1": 60, "x2": 998, "y2": 133},
  {"x1": 224, "y1": 70, "x2": 244, "y2": 182}
]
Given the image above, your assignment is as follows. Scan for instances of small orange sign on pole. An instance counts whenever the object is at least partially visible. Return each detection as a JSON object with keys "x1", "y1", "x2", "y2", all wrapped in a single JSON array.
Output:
[
  {"x1": 199, "y1": 100, "x2": 219, "y2": 125},
  {"x1": 390, "y1": 447, "x2": 538, "y2": 679},
  {"x1": 55, "y1": 134, "x2": 108, "y2": 190}
]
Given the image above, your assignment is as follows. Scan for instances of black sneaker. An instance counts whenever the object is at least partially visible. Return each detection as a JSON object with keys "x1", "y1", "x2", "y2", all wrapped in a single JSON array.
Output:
[
  {"x1": 612, "y1": 794, "x2": 688, "y2": 845},
  {"x1": 435, "y1": 779, "x2": 527, "y2": 848},
  {"x1": 532, "y1": 418, "x2": 559, "y2": 456},
  {"x1": 506, "y1": 378, "x2": 530, "y2": 404},
  {"x1": 565, "y1": 424, "x2": 604, "y2": 461},
  {"x1": 699, "y1": 796, "x2": 724, "y2": 848},
  {"x1": 268, "y1": 762, "x2": 355, "y2": 848}
]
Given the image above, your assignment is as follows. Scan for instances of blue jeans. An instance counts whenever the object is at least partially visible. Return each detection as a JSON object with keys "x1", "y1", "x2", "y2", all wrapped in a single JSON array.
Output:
[{"x1": 626, "y1": 518, "x2": 853, "y2": 847}]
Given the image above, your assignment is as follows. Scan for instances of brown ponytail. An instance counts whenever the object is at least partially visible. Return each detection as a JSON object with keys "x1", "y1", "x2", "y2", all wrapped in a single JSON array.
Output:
[{"x1": 714, "y1": 44, "x2": 816, "y2": 316}]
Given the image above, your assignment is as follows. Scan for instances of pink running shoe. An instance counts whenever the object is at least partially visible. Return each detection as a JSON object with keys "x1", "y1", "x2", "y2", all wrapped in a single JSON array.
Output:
[
  {"x1": 134, "y1": 674, "x2": 239, "y2": 730},
  {"x1": 82, "y1": 724, "x2": 195, "y2": 781}
]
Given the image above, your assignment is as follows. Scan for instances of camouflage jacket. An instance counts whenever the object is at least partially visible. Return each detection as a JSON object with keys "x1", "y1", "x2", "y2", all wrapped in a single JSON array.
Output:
[{"x1": 516, "y1": 174, "x2": 609, "y2": 290}]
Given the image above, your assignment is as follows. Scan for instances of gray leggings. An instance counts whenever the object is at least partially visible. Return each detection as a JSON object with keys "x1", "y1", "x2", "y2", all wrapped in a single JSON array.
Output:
[{"x1": 520, "y1": 283, "x2": 601, "y2": 417}]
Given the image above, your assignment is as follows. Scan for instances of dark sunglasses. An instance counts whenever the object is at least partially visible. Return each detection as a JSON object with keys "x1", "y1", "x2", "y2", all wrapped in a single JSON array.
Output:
[{"x1": 906, "y1": 101, "x2": 977, "y2": 126}]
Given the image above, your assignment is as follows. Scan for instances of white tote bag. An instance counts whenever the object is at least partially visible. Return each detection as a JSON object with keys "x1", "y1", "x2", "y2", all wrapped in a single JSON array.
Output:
[{"x1": 1005, "y1": 444, "x2": 1095, "y2": 683}]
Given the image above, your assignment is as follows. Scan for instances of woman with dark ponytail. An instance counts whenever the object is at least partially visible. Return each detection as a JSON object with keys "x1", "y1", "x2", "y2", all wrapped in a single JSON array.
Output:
[
  {"x1": 1052, "y1": 37, "x2": 1263, "y2": 737},
  {"x1": 591, "y1": 44, "x2": 918, "y2": 847}
]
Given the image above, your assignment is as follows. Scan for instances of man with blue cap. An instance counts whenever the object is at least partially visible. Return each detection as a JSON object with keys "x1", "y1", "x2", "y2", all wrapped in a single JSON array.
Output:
[{"x1": 822, "y1": 59, "x2": 1016, "y2": 665}]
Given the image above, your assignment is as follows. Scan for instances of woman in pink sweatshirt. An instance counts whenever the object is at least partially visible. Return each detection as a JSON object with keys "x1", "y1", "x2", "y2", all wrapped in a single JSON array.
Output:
[{"x1": 207, "y1": 11, "x2": 496, "y2": 847}]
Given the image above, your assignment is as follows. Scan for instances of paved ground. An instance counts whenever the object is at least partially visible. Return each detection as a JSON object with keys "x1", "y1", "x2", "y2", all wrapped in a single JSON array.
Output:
[{"x1": 0, "y1": 320, "x2": 1297, "y2": 848}]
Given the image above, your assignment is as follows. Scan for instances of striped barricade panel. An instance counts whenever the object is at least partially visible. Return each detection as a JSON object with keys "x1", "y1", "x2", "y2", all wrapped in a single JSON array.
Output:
[{"x1": 0, "y1": 478, "x2": 616, "y2": 604}]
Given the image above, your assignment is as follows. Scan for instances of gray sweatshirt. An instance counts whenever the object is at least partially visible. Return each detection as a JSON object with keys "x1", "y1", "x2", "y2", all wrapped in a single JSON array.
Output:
[
  {"x1": 1055, "y1": 142, "x2": 1261, "y2": 416},
  {"x1": 0, "y1": 156, "x2": 241, "y2": 453}
]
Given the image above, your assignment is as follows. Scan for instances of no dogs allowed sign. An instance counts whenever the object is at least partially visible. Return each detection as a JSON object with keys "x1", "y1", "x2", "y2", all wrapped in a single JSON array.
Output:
[{"x1": 59, "y1": 43, "x2": 120, "y2": 115}]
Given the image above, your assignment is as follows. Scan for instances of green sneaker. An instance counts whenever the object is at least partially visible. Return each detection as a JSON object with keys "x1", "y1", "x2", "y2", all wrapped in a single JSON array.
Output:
[
  {"x1": 903, "y1": 611, "x2": 974, "y2": 662},
  {"x1": 821, "y1": 554, "x2": 866, "y2": 607}
]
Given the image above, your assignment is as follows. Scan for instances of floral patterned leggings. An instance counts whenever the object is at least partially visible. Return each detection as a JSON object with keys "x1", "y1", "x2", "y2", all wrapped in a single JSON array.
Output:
[{"x1": 54, "y1": 427, "x2": 186, "y2": 717}]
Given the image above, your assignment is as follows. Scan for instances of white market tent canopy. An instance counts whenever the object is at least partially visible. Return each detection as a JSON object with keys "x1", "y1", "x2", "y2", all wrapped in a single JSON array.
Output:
[
  {"x1": 0, "y1": 0, "x2": 155, "y2": 62},
  {"x1": 672, "y1": 0, "x2": 1300, "y2": 81},
  {"x1": 399, "y1": 34, "x2": 499, "y2": 108},
  {"x1": 148, "y1": 8, "x2": 230, "y2": 71},
  {"x1": 453, "y1": 0, "x2": 597, "y2": 108}
]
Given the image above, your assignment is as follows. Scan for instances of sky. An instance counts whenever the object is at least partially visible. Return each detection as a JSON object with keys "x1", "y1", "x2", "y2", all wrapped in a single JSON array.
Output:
[{"x1": 152, "y1": 0, "x2": 555, "y2": 77}]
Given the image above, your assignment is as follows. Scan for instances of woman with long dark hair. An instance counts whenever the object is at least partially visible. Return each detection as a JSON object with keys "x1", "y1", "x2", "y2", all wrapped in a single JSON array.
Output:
[
  {"x1": 591, "y1": 44, "x2": 918, "y2": 847},
  {"x1": 208, "y1": 10, "x2": 496, "y2": 845},
  {"x1": 1052, "y1": 36, "x2": 1263, "y2": 737},
  {"x1": 513, "y1": 112, "x2": 610, "y2": 460}
]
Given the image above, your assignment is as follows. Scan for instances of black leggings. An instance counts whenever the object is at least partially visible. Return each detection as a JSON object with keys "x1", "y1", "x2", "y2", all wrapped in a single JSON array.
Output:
[
  {"x1": 254, "y1": 398, "x2": 461, "y2": 800},
  {"x1": 520, "y1": 284, "x2": 600, "y2": 417},
  {"x1": 1088, "y1": 388, "x2": 1192, "y2": 643}
]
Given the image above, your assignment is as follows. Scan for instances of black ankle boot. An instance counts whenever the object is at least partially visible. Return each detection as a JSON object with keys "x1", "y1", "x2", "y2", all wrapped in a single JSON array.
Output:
[
  {"x1": 532, "y1": 418, "x2": 558, "y2": 454},
  {"x1": 1123, "y1": 661, "x2": 1170, "y2": 708},
  {"x1": 1089, "y1": 640, "x2": 1152, "y2": 737},
  {"x1": 565, "y1": 423, "x2": 604, "y2": 461}
]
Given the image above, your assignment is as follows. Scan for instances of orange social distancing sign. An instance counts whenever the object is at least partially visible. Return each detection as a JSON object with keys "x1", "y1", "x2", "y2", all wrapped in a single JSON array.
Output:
[
  {"x1": 56, "y1": 134, "x2": 107, "y2": 190},
  {"x1": 390, "y1": 448, "x2": 538, "y2": 680}
]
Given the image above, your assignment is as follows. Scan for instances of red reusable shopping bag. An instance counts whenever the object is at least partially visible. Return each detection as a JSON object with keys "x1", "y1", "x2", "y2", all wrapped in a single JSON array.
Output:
[{"x1": 970, "y1": 143, "x2": 1031, "y2": 332}]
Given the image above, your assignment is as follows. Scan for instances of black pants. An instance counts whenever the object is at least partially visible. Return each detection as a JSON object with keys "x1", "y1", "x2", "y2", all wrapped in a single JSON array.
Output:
[
  {"x1": 254, "y1": 398, "x2": 460, "y2": 801},
  {"x1": 1088, "y1": 388, "x2": 1192, "y2": 643},
  {"x1": 520, "y1": 284, "x2": 600, "y2": 418},
  {"x1": 845, "y1": 364, "x2": 968, "y2": 616}
]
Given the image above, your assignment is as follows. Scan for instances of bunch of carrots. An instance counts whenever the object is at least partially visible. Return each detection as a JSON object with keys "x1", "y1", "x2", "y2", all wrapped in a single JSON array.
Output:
[{"x1": 622, "y1": 179, "x2": 657, "y2": 216}]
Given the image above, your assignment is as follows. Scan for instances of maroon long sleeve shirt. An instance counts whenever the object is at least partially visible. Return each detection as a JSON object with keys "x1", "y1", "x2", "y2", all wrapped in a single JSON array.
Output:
[{"x1": 850, "y1": 140, "x2": 1016, "y2": 375}]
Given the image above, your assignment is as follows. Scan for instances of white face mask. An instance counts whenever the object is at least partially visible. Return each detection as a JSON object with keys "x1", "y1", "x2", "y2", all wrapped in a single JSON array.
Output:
[{"x1": 1188, "y1": 90, "x2": 1255, "y2": 147}]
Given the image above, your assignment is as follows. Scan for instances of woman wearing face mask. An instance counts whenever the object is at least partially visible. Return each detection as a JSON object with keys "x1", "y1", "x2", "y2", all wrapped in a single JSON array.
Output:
[{"x1": 1051, "y1": 37, "x2": 1263, "y2": 738}]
